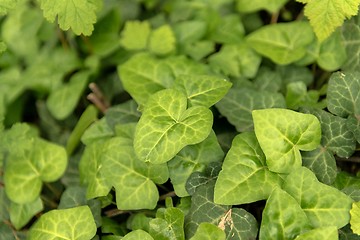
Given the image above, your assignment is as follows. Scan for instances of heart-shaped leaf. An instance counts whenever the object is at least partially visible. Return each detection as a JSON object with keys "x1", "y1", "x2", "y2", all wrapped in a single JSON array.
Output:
[
  {"x1": 252, "y1": 108, "x2": 321, "y2": 173},
  {"x1": 134, "y1": 89, "x2": 213, "y2": 164},
  {"x1": 283, "y1": 167, "x2": 353, "y2": 228},
  {"x1": 214, "y1": 132, "x2": 283, "y2": 205}
]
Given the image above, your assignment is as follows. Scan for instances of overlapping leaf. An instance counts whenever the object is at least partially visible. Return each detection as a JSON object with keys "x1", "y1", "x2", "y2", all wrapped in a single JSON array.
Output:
[
  {"x1": 105, "y1": 100, "x2": 140, "y2": 129},
  {"x1": 190, "y1": 223, "x2": 225, "y2": 240},
  {"x1": 148, "y1": 25, "x2": 176, "y2": 55},
  {"x1": 294, "y1": 226, "x2": 338, "y2": 239},
  {"x1": 10, "y1": 197, "x2": 43, "y2": 230},
  {"x1": 214, "y1": 132, "x2": 283, "y2": 205},
  {"x1": 350, "y1": 202, "x2": 360, "y2": 234},
  {"x1": 237, "y1": 0, "x2": 288, "y2": 12},
  {"x1": 120, "y1": 21, "x2": 151, "y2": 50},
  {"x1": 341, "y1": 22, "x2": 360, "y2": 71},
  {"x1": 0, "y1": 0, "x2": 18, "y2": 15},
  {"x1": 149, "y1": 208, "x2": 185, "y2": 240},
  {"x1": 252, "y1": 109, "x2": 321, "y2": 173},
  {"x1": 134, "y1": 89, "x2": 213, "y2": 164},
  {"x1": 122, "y1": 230, "x2": 154, "y2": 240}
]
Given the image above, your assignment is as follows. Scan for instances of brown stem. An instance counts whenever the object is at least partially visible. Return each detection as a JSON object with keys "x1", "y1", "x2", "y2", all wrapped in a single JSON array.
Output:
[
  {"x1": 87, "y1": 83, "x2": 110, "y2": 113},
  {"x1": 105, "y1": 209, "x2": 131, "y2": 217},
  {"x1": 270, "y1": 11, "x2": 279, "y2": 24},
  {"x1": 159, "y1": 191, "x2": 176, "y2": 201}
]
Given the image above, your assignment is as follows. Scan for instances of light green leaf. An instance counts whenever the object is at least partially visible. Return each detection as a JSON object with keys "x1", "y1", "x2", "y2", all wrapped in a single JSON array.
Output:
[
  {"x1": 216, "y1": 88, "x2": 286, "y2": 132},
  {"x1": 149, "y1": 208, "x2": 185, "y2": 240},
  {"x1": 283, "y1": 167, "x2": 353, "y2": 228},
  {"x1": 209, "y1": 14, "x2": 245, "y2": 44},
  {"x1": 10, "y1": 197, "x2": 43, "y2": 230},
  {"x1": 149, "y1": 25, "x2": 176, "y2": 55},
  {"x1": 247, "y1": 21, "x2": 314, "y2": 65},
  {"x1": 120, "y1": 21, "x2": 151, "y2": 50},
  {"x1": 236, "y1": 0, "x2": 288, "y2": 12},
  {"x1": 190, "y1": 223, "x2": 225, "y2": 240},
  {"x1": 183, "y1": 41, "x2": 214, "y2": 61},
  {"x1": 350, "y1": 202, "x2": 360, "y2": 235},
  {"x1": 173, "y1": 20, "x2": 207, "y2": 45},
  {"x1": 328, "y1": 71, "x2": 360, "y2": 117},
  {"x1": 298, "y1": 0, "x2": 360, "y2": 41},
  {"x1": 0, "y1": 0, "x2": 18, "y2": 15},
  {"x1": 252, "y1": 109, "x2": 321, "y2": 173},
  {"x1": 173, "y1": 75, "x2": 232, "y2": 108},
  {"x1": 127, "y1": 213, "x2": 151, "y2": 232},
  {"x1": 38, "y1": 0, "x2": 99, "y2": 35},
  {"x1": 122, "y1": 230, "x2": 154, "y2": 240},
  {"x1": 286, "y1": 82, "x2": 323, "y2": 110},
  {"x1": 259, "y1": 188, "x2": 312, "y2": 240},
  {"x1": 0, "y1": 188, "x2": 10, "y2": 221},
  {"x1": 214, "y1": 132, "x2": 283, "y2": 205},
  {"x1": 4, "y1": 138, "x2": 67, "y2": 204},
  {"x1": 168, "y1": 131, "x2": 224, "y2": 197},
  {"x1": 81, "y1": 118, "x2": 114, "y2": 145},
  {"x1": 28, "y1": 206, "x2": 97, "y2": 240},
  {"x1": 46, "y1": 71, "x2": 90, "y2": 120},
  {"x1": 101, "y1": 137, "x2": 169, "y2": 210},
  {"x1": 295, "y1": 226, "x2": 338, "y2": 240},
  {"x1": 134, "y1": 89, "x2": 213, "y2": 164}
]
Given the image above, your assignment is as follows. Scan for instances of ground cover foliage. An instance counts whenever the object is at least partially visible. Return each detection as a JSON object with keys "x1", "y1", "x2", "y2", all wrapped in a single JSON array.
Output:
[{"x1": 1, "y1": 0, "x2": 360, "y2": 239}]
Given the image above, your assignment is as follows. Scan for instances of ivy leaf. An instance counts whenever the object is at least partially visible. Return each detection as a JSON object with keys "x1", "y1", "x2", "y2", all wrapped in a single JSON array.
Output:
[
  {"x1": 168, "y1": 131, "x2": 224, "y2": 197},
  {"x1": 173, "y1": 75, "x2": 232, "y2": 108},
  {"x1": 38, "y1": 0, "x2": 99, "y2": 35},
  {"x1": 252, "y1": 109, "x2": 321, "y2": 173},
  {"x1": 28, "y1": 206, "x2": 97, "y2": 240},
  {"x1": 0, "y1": 0, "x2": 18, "y2": 15},
  {"x1": 247, "y1": 21, "x2": 314, "y2": 65},
  {"x1": 80, "y1": 118, "x2": 114, "y2": 145},
  {"x1": 221, "y1": 208, "x2": 258, "y2": 240},
  {"x1": 101, "y1": 137, "x2": 169, "y2": 210},
  {"x1": 214, "y1": 132, "x2": 283, "y2": 205},
  {"x1": 134, "y1": 89, "x2": 213, "y2": 164},
  {"x1": 46, "y1": 71, "x2": 91, "y2": 120},
  {"x1": 294, "y1": 226, "x2": 338, "y2": 239},
  {"x1": 236, "y1": 0, "x2": 288, "y2": 13},
  {"x1": 216, "y1": 88, "x2": 286, "y2": 132},
  {"x1": 350, "y1": 202, "x2": 360, "y2": 235},
  {"x1": 149, "y1": 208, "x2": 185, "y2": 240},
  {"x1": 120, "y1": 21, "x2": 151, "y2": 50},
  {"x1": 173, "y1": 20, "x2": 207, "y2": 45},
  {"x1": 149, "y1": 25, "x2": 176, "y2": 55},
  {"x1": 341, "y1": 22, "x2": 360, "y2": 71},
  {"x1": 122, "y1": 230, "x2": 154, "y2": 240},
  {"x1": 297, "y1": 0, "x2": 360, "y2": 42},
  {"x1": 4, "y1": 138, "x2": 67, "y2": 204},
  {"x1": 0, "y1": 188, "x2": 10, "y2": 221},
  {"x1": 259, "y1": 188, "x2": 312, "y2": 240},
  {"x1": 189, "y1": 223, "x2": 225, "y2": 240},
  {"x1": 105, "y1": 100, "x2": 140, "y2": 130},
  {"x1": 286, "y1": 82, "x2": 324, "y2": 110},
  {"x1": 209, "y1": 14, "x2": 245, "y2": 44},
  {"x1": 10, "y1": 197, "x2": 43, "y2": 230},
  {"x1": 283, "y1": 167, "x2": 353, "y2": 228}
]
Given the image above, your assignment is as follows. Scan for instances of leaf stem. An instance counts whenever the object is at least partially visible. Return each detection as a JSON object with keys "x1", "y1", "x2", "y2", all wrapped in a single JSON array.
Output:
[
  {"x1": 270, "y1": 11, "x2": 279, "y2": 24},
  {"x1": 104, "y1": 209, "x2": 131, "y2": 217},
  {"x1": 87, "y1": 83, "x2": 110, "y2": 113},
  {"x1": 159, "y1": 191, "x2": 176, "y2": 201}
]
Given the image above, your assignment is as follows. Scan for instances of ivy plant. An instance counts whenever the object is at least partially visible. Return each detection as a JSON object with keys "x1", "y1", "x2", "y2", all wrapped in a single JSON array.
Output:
[{"x1": 1, "y1": 0, "x2": 360, "y2": 239}]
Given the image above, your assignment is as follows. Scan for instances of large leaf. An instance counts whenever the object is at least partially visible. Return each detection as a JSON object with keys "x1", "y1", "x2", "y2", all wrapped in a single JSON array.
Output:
[
  {"x1": 149, "y1": 208, "x2": 185, "y2": 240},
  {"x1": 259, "y1": 188, "x2": 312, "y2": 240},
  {"x1": 134, "y1": 89, "x2": 213, "y2": 164},
  {"x1": 28, "y1": 206, "x2": 97, "y2": 240},
  {"x1": 252, "y1": 109, "x2": 321, "y2": 173},
  {"x1": 297, "y1": 0, "x2": 360, "y2": 41},
  {"x1": 216, "y1": 88, "x2": 286, "y2": 132},
  {"x1": 214, "y1": 132, "x2": 283, "y2": 205},
  {"x1": 247, "y1": 21, "x2": 314, "y2": 64},
  {"x1": 38, "y1": 0, "x2": 99, "y2": 35},
  {"x1": 4, "y1": 138, "x2": 67, "y2": 204},
  {"x1": 283, "y1": 167, "x2": 353, "y2": 228},
  {"x1": 101, "y1": 137, "x2": 169, "y2": 210}
]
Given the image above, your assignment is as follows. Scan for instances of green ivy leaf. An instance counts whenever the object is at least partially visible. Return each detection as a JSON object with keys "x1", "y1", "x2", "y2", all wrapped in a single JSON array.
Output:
[
  {"x1": 81, "y1": 118, "x2": 114, "y2": 145},
  {"x1": 259, "y1": 188, "x2": 312, "y2": 240},
  {"x1": 134, "y1": 89, "x2": 213, "y2": 164},
  {"x1": 46, "y1": 71, "x2": 91, "y2": 120},
  {"x1": 247, "y1": 21, "x2": 314, "y2": 65},
  {"x1": 286, "y1": 82, "x2": 324, "y2": 110},
  {"x1": 214, "y1": 132, "x2": 283, "y2": 205},
  {"x1": 10, "y1": 197, "x2": 43, "y2": 230},
  {"x1": 252, "y1": 109, "x2": 321, "y2": 173},
  {"x1": 105, "y1": 100, "x2": 140, "y2": 130},
  {"x1": 28, "y1": 206, "x2": 97, "y2": 240},
  {"x1": 38, "y1": 0, "x2": 99, "y2": 35},
  {"x1": 173, "y1": 20, "x2": 207, "y2": 45},
  {"x1": 341, "y1": 22, "x2": 360, "y2": 71},
  {"x1": 149, "y1": 208, "x2": 185, "y2": 240},
  {"x1": 189, "y1": 223, "x2": 225, "y2": 240},
  {"x1": 173, "y1": 75, "x2": 232, "y2": 108},
  {"x1": 122, "y1": 230, "x2": 154, "y2": 240},
  {"x1": 297, "y1": 0, "x2": 360, "y2": 42},
  {"x1": 120, "y1": 21, "x2": 151, "y2": 50},
  {"x1": 4, "y1": 138, "x2": 67, "y2": 204},
  {"x1": 149, "y1": 25, "x2": 176, "y2": 55},
  {"x1": 0, "y1": 0, "x2": 18, "y2": 15},
  {"x1": 283, "y1": 167, "x2": 353, "y2": 228},
  {"x1": 350, "y1": 202, "x2": 360, "y2": 235},
  {"x1": 294, "y1": 226, "x2": 338, "y2": 239},
  {"x1": 0, "y1": 188, "x2": 10, "y2": 221},
  {"x1": 216, "y1": 88, "x2": 286, "y2": 132},
  {"x1": 236, "y1": 0, "x2": 288, "y2": 12},
  {"x1": 209, "y1": 14, "x2": 245, "y2": 44},
  {"x1": 101, "y1": 137, "x2": 169, "y2": 210},
  {"x1": 168, "y1": 131, "x2": 224, "y2": 197},
  {"x1": 253, "y1": 67, "x2": 282, "y2": 92}
]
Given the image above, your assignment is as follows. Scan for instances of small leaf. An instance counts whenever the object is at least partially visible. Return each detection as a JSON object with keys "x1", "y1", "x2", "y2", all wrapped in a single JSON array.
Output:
[
  {"x1": 214, "y1": 132, "x2": 283, "y2": 205},
  {"x1": 105, "y1": 100, "x2": 140, "y2": 129},
  {"x1": 0, "y1": 0, "x2": 18, "y2": 15},
  {"x1": 149, "y1": 208, "x2": 185, "y2": 240},
  {"x1": 149, "y1": 25, "x2": 176, "y2": 55},
  {"x1": 222, "y1": 208, "x2": 258, "y2": 240},
  {"x1": 134, "y1": 89, "x2": 213, "y2": 164},
  {"x1": 350, "y1": 202, "x2": 360, "y2": 235},
  {"x1": 247, "y1": 21, "x2": 314, "y2": 65},
  {"x1": 209, "y1": 14, "x2": 245, "y2": 44},
  {"x1": 236, "y1": 0, "x2": 288, "y2": 13},
  {"x1": 122, "y1": 230, "x2": 154, "y2": 240},
  {"x1": 259, "y1": 188, "x2": 312, "y2": 240},
  {"x1": 341, "y1": 22, "x2": 360, "y2": 71},
  {"x1": 28, "y1": 206, "x2": 97, "y2": 240},
  {"x1": 286, "y1": 82, "x2": 323, "y2": 110},
  {"x1": 120, "y1": 21, "x2": 151, "y2": 50},
  {"x1": 173, "y1": 75, "x2": 232, "y2": 108},
  {"x1": 10, "y1": 197, "x2": 43, "y2": 230},
  {"x1": 216, "y1": 88, "x2": 286, "y2": 132},
  {"x1": 38, "y1": 0, "x2": 99, "y2": 35},
  {"x1": 190, "y1": 223, "x2": 225, "y2": 240},
  {"x1": 283, "y1": 167, "x2": 353, "y2": 228},
  {"x1": 252, "y1": 108, "x2": 321, "y2": 173},
  {"x1": 294, "y1": 226, "x2": 338, "y2": 239},
  {"x1": 80, "y1": 118, "x2": 114, "y2": 145}
]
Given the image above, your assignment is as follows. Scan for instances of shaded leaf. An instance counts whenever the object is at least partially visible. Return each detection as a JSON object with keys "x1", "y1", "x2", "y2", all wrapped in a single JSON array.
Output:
[
  {"x1": 341, "y1": 22, "x2": 360, "y2": 71},
  {"x1": 10, "y1": 197, "x2": 43, "y2": 230},
  {"x1": 222, "y1": 208, "x2": 258, "y2": 240},
  {"x1": 105, "y1": 100, "x2": 140, "y2": 130},
  {"x1": 237, "y1": 0, "x2": 288, "y2": 13},
  {"x1": 149, "y1": 208, "x2": 185, "y2": 240}
]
